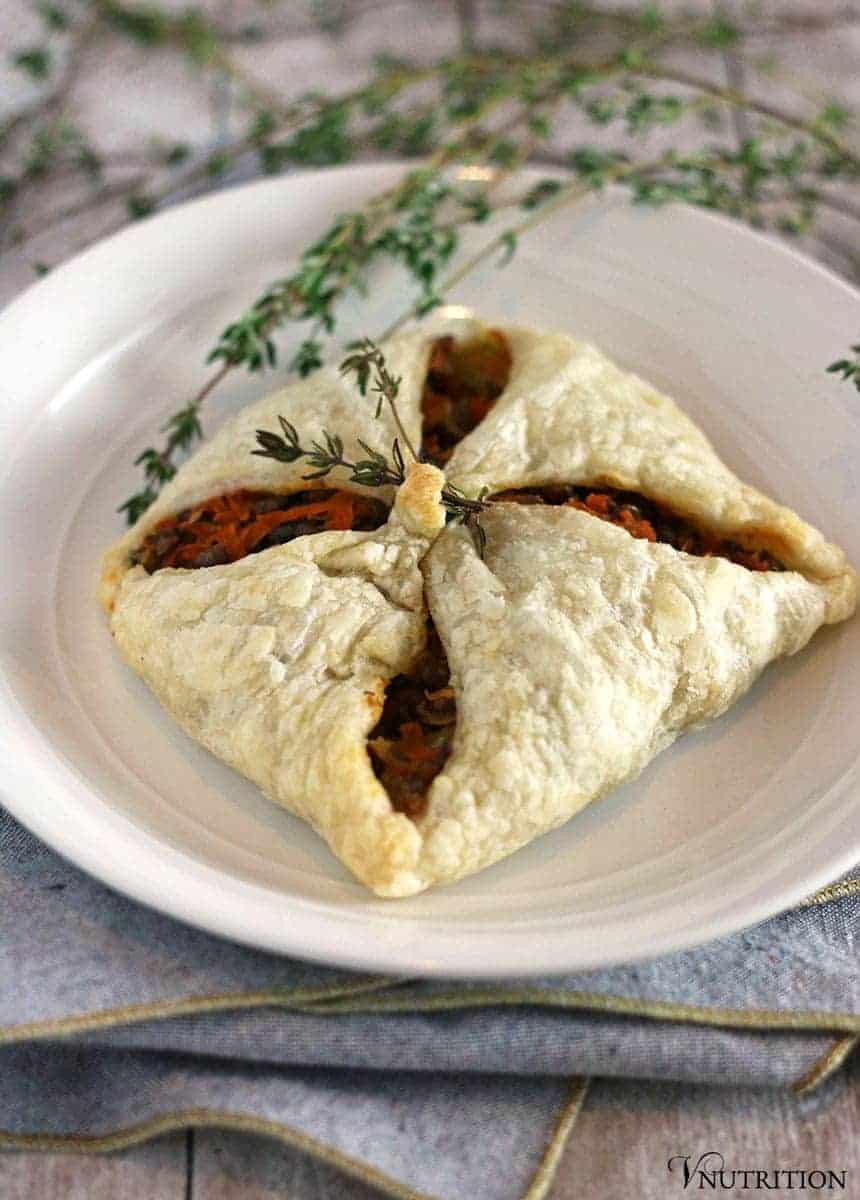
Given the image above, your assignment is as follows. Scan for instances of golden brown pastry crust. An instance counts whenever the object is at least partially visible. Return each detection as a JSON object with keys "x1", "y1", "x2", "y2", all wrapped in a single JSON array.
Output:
[{"x1": 100, "y1": 319, "x2": 857, "y2": 896}]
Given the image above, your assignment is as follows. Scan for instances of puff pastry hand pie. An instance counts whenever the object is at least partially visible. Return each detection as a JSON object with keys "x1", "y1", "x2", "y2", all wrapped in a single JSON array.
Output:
[{"x1": 101, "y1": 319, "x2": 856, "y2": 896}]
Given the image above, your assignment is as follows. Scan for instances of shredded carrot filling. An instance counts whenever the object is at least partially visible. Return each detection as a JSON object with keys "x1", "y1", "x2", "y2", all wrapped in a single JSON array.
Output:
[
  {"x1": 133, "y1": 488, "x2": 389, "y2": 573},
  {"x1": 368, "y1": 621, "x2": 454, "y2": 820},
  {"x1": 493, "y1": 485, "x2": 785, "y2": 571},
  {"x1": 421, "y1": 330, "x2": 513, "y2": 466}
]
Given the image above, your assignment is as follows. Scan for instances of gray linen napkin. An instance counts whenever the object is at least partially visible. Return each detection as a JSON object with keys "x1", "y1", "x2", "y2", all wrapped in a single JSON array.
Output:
[{"x1": 1, "y1": 807, "x2": 858, "y2": 1200}]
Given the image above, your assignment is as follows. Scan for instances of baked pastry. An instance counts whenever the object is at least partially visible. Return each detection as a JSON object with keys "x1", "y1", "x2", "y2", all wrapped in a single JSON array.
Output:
[{"x1": 100, "y1": 318, "x2": 856, "y2": 896}]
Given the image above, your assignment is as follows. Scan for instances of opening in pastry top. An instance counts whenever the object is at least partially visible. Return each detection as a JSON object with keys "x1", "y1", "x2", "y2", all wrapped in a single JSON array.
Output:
[
  {"x1": 367, "y1": 619, "x2": 454, "y2": 821},
  {"x1": 133, "y1": 487, "x2": 390, "y2": 573},
  {"x1": 421, "y1": 328, "x2": 512, "y2": 466},
  {"x1": 492, "y1": 485, "x2": 786, "y2": 572}
]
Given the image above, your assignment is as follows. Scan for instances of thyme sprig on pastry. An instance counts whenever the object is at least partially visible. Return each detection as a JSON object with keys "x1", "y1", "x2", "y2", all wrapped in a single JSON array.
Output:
[
  {"x1": 338, "y1": 337, "x2": 492, "y2": 552},
  {"x1": 340, "y1": 337, "x2": 421, "y2": 462},
  {"x1": 253, "y1": 341, "x2": 491, "y2": 553},
  {"x1": 253, "y1": 417, "x2": 407, "y2": 491}
]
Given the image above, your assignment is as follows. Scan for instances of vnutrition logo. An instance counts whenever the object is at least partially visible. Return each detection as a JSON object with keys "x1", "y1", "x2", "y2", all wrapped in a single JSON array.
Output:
[{"x1": 667, "y1": 1152, "x2": 847, "y2": 1191}]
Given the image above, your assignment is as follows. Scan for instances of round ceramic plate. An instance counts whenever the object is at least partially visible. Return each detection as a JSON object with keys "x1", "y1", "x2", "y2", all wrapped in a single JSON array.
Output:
[{"x1": 1, "y1": 164, "x2": 859, "y2": 977}]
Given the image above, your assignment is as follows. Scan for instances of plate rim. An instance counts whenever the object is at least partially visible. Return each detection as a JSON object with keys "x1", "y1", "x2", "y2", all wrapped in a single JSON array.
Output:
[{"x1": 3, "y1": 163, "x2": 860, "y2": 333}]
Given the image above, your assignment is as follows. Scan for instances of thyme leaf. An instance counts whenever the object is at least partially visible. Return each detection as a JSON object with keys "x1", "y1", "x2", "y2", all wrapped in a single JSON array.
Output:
[{"x1": 827, "y1": 343, "x2": 860, "y2": 394}]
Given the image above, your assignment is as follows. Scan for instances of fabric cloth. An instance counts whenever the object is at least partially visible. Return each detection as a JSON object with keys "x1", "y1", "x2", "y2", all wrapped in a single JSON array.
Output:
[{"x1": 1, "y1": 808, "x2": 858, "y2": 1199}]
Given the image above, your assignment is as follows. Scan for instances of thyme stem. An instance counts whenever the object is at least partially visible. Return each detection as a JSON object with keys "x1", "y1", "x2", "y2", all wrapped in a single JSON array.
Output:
[
  {"x1": 632, "y1": 65, "x2": 860, "y2": 170},
  {"x1": 339, "y1": 338, "x2": 421, "y2": 461}
]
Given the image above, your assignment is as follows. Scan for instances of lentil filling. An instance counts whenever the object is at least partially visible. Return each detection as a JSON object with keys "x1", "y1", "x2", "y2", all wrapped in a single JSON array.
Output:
[
  {"x1": 492, "y1": 484, "x2": 786, "y2": 572},
  {"x1": 133, "y1": 488, "x2": 390, "y2": 573},
  {"x1": 367, "y1": 621, "x2": 454, "y2": 820},
  {"x1": 421, "y1": 329, "x2": 512, "y2": 465}
]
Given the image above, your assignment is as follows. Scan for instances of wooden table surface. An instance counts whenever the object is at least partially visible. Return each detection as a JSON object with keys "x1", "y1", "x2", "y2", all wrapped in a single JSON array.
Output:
[{"x1": 1, "y1": 1, "x2": 858, "y2": 1195}]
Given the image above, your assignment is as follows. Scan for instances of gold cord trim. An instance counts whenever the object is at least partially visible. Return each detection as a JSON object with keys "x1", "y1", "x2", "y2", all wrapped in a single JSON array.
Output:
[
  {"x1": 0, "y1": 1085, "x2": 586, "y2": 1200},
  {"x1": 1, "y1": 875, "x2": 857, "y2": 1046},
  {"x1": 791, "y1": 1035, "x2": 859, "y2": 1095},
  {"x1": 282, "y1": 989, "x2": 860, "y2": 1033},
  {"x1": 0, "y1": 976, "x2": 405, "y2": 1046},
  {"x1": 521, "y1": 1078, "x2": 590, "y2": 1200},
  {"x1": 0, "y1": 1110, "x2": 435, "y2": 1200},
  {"x1": 2, "y1": 984, "x2": 859, "y2": 1046}
]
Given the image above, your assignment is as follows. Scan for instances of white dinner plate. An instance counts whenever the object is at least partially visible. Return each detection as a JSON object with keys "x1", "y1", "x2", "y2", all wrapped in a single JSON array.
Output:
[{"x1": 1, "y1": 164, "x2": 859, "y2": 976}]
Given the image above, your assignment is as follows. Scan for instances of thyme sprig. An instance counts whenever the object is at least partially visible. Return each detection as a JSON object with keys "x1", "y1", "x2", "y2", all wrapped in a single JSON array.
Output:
[
  {"x1": 119, "y1": 401, "x2": 205, "y2": 524},
  {"x1": 253, "y1": 343, "x2": 491, "y2": 553},
  {"x1": 7, "y1": 4, "x2": 858, "y2": 246},
  {"x1": 253, "y1": 417, "x2": 407, "y2": 489},
  {"x1": 338, "y1": 336, "x2": 490, "y2": 550},
  {"x1": 439, "y1": 482, "x2": 491, "y2": 558},
  {"x1": 204, "y1": 170, "x2": 492, "y2": 384},
  {"x1": 118, "y1": 361, "x2": 230, "y2": 522},
  {"x1": 340, "y1": 337, "x2": 419, "y2": 461}
]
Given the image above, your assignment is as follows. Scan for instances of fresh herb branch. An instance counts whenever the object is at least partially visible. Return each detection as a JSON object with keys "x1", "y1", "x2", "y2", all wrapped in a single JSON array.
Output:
[
  {"x1": 339, "y1": 337, "x2": 493, "y2": 555},
  {"x1": 253, "y1": 342, "x2": 491, "y2": 553},
  {"x1": 339, "y1": 338, "x2": 420, "y2": 461},
  {"x1": 118, "y1": 401, "x2": 204, "y2": 524},
  {"x1": 253, "y1": 417, "x2": 407, "y2": 490}
]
